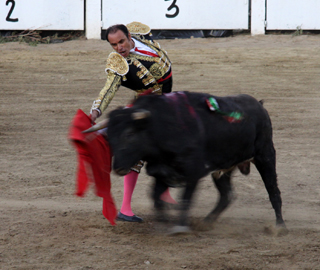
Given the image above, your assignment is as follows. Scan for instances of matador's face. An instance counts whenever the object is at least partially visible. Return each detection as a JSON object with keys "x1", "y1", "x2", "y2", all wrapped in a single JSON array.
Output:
[{"x1": 108, "y1": 30, "x2": 133, "y2": 58}]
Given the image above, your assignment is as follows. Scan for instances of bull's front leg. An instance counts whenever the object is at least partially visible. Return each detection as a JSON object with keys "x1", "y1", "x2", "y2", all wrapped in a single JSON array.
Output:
[
  {"x1": 169, "y1": 180, "x2": 198, "y2": 234},
  {"x1": 152, "y1": 178, "x2": 170, "y2": 222}
]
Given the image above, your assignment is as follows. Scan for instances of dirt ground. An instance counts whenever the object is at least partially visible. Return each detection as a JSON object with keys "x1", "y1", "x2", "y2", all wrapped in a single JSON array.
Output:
[{"x1": 1, "y1": 34, "x2": 320, "y2": 270}]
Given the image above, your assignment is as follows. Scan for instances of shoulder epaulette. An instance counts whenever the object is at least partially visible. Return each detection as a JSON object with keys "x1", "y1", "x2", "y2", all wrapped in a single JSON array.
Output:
[
  {"x1": 126, "y1": 21, "x2": 151, "y2": 35},
  {"x1": 105, "y1": 52, "x2": 129, "y2": 76}
]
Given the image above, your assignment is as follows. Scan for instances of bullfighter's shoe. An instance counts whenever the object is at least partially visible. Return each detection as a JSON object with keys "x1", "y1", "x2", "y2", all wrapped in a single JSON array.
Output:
[{"x1": 116, "y1": 212, "x2": 143, "y2": 223}]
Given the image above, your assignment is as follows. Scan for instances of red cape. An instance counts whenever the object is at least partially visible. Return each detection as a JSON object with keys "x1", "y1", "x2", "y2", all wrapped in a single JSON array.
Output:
[{"x1": 68, "y1": 109, "x2": 117, "y2": 225}]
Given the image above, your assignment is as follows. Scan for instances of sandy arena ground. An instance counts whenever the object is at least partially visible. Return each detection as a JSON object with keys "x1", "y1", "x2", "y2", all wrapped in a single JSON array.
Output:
[{"x1": 1, "y1": 34, "x2": 320, "y2": 270}]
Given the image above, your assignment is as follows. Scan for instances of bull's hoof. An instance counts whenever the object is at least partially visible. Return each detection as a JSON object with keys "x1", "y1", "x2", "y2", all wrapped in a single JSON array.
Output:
[
  {"x1": 277, "y1": 226, "x2": 289, "y2": 236},
  {"x1": 264, "y1": 224, "x2": 289, "y2": 236},
  {"x1": 203, "y1": 215, "x2": 218, "y2": 225},
  {"x1": 167, "y1": 225, "x2": 191, "y2": 235},
  {"x1": 192, "y1": 220, "x2": 214, "y2": 231}
]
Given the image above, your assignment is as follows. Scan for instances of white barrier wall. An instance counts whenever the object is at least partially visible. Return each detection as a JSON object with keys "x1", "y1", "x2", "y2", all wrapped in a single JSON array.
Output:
[
  {"x1": 101, "y1": 0, "x2": 249, "y2": 30},
  {"x1": 266, "y1": 0, "x2": 320, "y2": 30},
  {"x1": 2, "y1": 1, "x2": 320, "y2": 37},
  {"x1": 251, "y1": 0, "x2": 265, "y2": 35},
  {"x1": 86, "y1": 0, "x2": 101, "y2": 39},
  {"x1": 0, "y1": 0, "x2": 84, "y2": 30}
]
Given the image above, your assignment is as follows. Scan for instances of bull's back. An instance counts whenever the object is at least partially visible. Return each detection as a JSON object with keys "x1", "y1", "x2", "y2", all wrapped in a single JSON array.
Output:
[
  {"x1": 185, "y1": 93, "x2": 272, "y2": 169},
  {"x1": 134, "y1": 92, "x2": 273, "y2": 171}
]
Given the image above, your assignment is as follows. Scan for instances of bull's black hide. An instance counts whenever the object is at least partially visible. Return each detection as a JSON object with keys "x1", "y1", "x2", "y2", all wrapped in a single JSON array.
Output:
[{"x1": 106, "y1": 91, "x2": 286, "y2": 232}]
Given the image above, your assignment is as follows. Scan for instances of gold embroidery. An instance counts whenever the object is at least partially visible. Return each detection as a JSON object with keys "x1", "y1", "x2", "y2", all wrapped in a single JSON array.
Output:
[
  {"x1": 138, "y1": 39, "x2": 170, "y2": 63},
  {"x1": 158, "y1": 50, "x2": 166, "y2": 62},
  {"x1": 155, "y1": 57, "x2": 164, "y2": 67},
  {"x1": 137, "y1": 66, "x2": 148, "y2": 79},
  {"x1": 154, "y1": 57, "x2": 170, "y2": 73},
  {"x1": 135, "y1": 85, "x2": 162, "y2": 97},
  {"x1": 129, "y1": 53, "x2": 170, "y2": 83},
  {"x1": 132, "y1": 34, "x2": 146, "y2": 42},
  {"x1": 149, "y1": 63, "x2": 165, "y2": 80},
  {"x1": 132, "y1": 58, "x2": 150, "y2": 79},
  {"x1": 126, "y1": 58, "x2": 133, "y2": 65},
  {"x1": 130, "y1": 54, "x2": 157, "y2": 62},
  {"x1": 142, "y1": 74, "x2": 156, "y2": 86},
  {"x1": 153, "y1": 41, "x2": 161, "y2": 49},
  {"x1": 105, "y1": 52, "x2": 129, "y2": 76},
  {"x1": 130, "y1": 53, "x2": 171, "y2": 74},
  {"x1": 92, "y1": 71, "x2": 122, "y2": 113},
  {"x1": 126, "y1": 21, "x2": 151, "y2": 35},
  {"x1": 133, "y1": 60, "x2": 141, "y2": 68},
  {"x1": 152, "y1": 87, "x2": 162, "y2": 94},
  {"x1": 150, "y1": 40, "x2": 160, "y2": 49}
]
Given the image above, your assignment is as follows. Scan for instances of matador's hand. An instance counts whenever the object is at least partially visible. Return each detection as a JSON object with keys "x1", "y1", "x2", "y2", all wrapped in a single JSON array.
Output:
[{"x1": 91, "y1": 110, "x2": 99, "y2": 123}]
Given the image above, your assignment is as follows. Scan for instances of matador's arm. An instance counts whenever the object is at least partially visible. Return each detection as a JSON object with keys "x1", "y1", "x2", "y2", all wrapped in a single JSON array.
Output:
[
  {"x1": 90, "y1": 71, "x2": 122, "y2": 115},
  {"x1": 90, "y1": 52, "x2": 129, "y2": 116}
]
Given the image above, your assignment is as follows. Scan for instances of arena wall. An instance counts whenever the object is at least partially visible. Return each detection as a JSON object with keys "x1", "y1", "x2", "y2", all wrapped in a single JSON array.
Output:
[
  {"x1": 1, "y1": 0, "x2": 319, "y2": 39},
  {"x1": 0, "y1": 0, "x2": 84, "y2": 30}
]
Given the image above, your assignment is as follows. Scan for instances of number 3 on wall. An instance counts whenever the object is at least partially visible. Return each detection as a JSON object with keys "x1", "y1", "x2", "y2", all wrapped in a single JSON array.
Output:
[
  {"x1": 165, "y1": 0, "x2": 179, "y2": 18},
  {"x1": 6, "y1": 0, "x2": 19, "y2": 22}
]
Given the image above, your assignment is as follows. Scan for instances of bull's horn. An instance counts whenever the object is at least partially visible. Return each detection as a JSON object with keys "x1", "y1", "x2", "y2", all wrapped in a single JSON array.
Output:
[
  {"x1": 82, "y1": 119, "x2": 108, "y2": 133},
  {"x1": 132, "y1": 109, "x2": 151, "y2": 120}
]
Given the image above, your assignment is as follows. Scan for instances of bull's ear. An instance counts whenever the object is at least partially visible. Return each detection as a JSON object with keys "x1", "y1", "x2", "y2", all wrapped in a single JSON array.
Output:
[{"x1": 131, "y1": 109, "x2": 151, "y2": 120}]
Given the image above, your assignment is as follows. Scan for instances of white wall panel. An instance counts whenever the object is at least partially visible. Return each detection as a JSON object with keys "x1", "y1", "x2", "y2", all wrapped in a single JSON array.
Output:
[
  {"x1": 0, "y1": 0, "x2": 84, "y2": 30},
  {"x1": 267, "y1": 0, "x2": 320, "y2": 30},
  {"x1": 251, "y1": 0, "x2": 266, "y2": 35},
  {"x1": 86, "y1": 0, "x2": 101, "y2": 39},
  {"x1": 102, "y1": 0, "x2": 249, "y2": 30}
]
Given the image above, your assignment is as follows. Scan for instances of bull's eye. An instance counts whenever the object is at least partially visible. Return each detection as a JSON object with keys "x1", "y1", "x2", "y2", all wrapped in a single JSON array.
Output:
[
  {"x1": 123, "y1": 129, "x2": 135, "y2": 141},
  {"x1": 126, "y1": 132, "x2": 134, "y2": 139}
]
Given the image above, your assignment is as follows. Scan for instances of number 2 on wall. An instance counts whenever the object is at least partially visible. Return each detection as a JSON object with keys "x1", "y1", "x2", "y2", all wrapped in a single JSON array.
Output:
[
  {"x1": 6, "y1": 0, "x2": 19, "y2": 22},
  {"x1": 165, "y1": 0, "x2": 179, "y2": 18}
]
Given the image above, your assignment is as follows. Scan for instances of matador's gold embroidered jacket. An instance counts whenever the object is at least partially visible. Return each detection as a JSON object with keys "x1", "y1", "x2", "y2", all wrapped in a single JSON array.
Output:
[{"x1": 91, "y1": 22, "x2": 172, "y2": 115}]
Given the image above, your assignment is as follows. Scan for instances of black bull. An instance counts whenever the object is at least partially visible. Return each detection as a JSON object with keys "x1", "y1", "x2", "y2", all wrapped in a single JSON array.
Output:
[{"x1": 105, "y1": 92, "x2": 286, "y2": 232}]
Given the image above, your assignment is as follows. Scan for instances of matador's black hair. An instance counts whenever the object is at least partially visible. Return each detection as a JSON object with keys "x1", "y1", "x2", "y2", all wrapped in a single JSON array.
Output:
[{"x1": 105, "y1": 24, "x2": 129, "y2": 42}]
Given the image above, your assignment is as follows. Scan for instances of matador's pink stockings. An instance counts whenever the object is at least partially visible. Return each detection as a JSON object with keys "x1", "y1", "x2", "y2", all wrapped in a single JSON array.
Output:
[{"x1": 120, "y1": 170, "x2": 177, "y2": 217}]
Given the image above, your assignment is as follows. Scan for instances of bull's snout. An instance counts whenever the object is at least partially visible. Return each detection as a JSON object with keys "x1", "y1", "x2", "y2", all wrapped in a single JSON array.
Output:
[{"x1": 115, "y1": 168, "x2": 131, "y2": 176}]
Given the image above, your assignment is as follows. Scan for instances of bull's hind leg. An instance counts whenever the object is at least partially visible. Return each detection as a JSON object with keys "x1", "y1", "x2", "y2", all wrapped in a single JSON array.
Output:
[
  {"x1": 204, "y1": 169, "x2": 235, "y2": 224},
  {"x1": 254, "y1": 149, "x2": 286, "y2": 228}
]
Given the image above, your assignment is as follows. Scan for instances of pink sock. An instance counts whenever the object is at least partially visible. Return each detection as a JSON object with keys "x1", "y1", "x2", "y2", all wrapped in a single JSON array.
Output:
[
  {"x1": 120, "y1": 170, "x2": 139, "y2": 216},
  {"x1": 160, "y1": 188, "x2": 178, "y2": 204}
]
